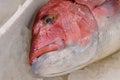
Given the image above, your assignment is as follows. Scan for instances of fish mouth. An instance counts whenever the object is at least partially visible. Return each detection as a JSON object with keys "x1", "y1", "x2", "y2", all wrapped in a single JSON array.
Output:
[{"x1": 29, "y1": 38, "x2": 65, "y2": 65}]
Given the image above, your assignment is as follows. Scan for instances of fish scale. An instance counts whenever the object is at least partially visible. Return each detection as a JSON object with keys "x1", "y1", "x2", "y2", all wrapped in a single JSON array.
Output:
[{"x1": 94, "y1": 14, "x2": 120, "y2": 60}]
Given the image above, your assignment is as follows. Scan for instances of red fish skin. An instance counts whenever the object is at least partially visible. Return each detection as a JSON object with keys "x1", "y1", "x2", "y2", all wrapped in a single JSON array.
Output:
[
  {"x1": 50, "y1": 0, "x2": 106, "y2": 9},
  {"x1": 29, "y1": 0, "x2": 120, "y2": 65},
  {"x1": 29, "y1": 0, "x2": 96, "y2": 65},
  {"x1": 90, "y1": 0, "x2": 120, "y2": 29},
  {"x1": 75, "y1": 0, "x2": 106, "y2": 9}
]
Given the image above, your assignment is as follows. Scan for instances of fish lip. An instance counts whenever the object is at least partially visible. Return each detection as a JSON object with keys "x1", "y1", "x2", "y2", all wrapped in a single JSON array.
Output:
[{"x1": 30, "y1": 38, "x2": 65, "y2": 65}]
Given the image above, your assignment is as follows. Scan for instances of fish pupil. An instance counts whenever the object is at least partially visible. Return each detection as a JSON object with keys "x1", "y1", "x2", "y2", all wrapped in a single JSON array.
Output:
[{"x1": 46, "y1": 17, "x2": 53, "y2": 24}]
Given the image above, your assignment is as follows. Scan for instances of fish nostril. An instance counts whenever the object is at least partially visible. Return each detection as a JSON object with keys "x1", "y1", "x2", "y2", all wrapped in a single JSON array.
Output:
[{"x1": 61, "y1": 38, "x2": 65, "y2": 42}]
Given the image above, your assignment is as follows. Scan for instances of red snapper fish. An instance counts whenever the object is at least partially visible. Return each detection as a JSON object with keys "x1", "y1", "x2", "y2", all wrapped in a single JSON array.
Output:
[{"x1": 29, "y1": 0, "x2": 120, "y2": 77}]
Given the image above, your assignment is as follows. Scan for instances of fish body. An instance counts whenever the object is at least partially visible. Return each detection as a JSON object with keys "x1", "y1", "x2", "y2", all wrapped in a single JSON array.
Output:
[{"x1": 29, "y1": 0, "x2": 120, "y2": 77}]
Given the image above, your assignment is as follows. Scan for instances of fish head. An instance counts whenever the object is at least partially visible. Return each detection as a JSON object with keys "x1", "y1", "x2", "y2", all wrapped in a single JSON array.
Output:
[{"x1": 29, "y1": 0, "x2": 98, "y2": 77}]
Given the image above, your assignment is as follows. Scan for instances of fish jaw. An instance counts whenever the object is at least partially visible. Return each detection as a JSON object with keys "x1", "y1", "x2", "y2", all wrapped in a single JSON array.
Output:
[{"x1": 29, "y1": 37, "x2": 65, "y2": 65}]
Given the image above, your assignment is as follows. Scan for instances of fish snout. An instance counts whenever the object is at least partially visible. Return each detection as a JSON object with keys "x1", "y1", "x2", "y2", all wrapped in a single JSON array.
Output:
[{"x1": 29, "y1": 37, "x2": 65, "y2": 65}]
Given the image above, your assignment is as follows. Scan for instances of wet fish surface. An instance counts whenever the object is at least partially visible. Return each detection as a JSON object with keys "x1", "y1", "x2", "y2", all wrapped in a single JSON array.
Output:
[{"x1": 29, "y1": 0, "x2": 120, "y2": 77}]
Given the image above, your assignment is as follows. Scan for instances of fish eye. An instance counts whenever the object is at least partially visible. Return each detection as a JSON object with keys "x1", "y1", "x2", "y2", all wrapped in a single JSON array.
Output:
[
  {"x1": 44, "y1": 14, "x2": 56, "y2": 24},
  {"x1": 46, "y1": 17, "x2": 53, "y2": 23}
]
